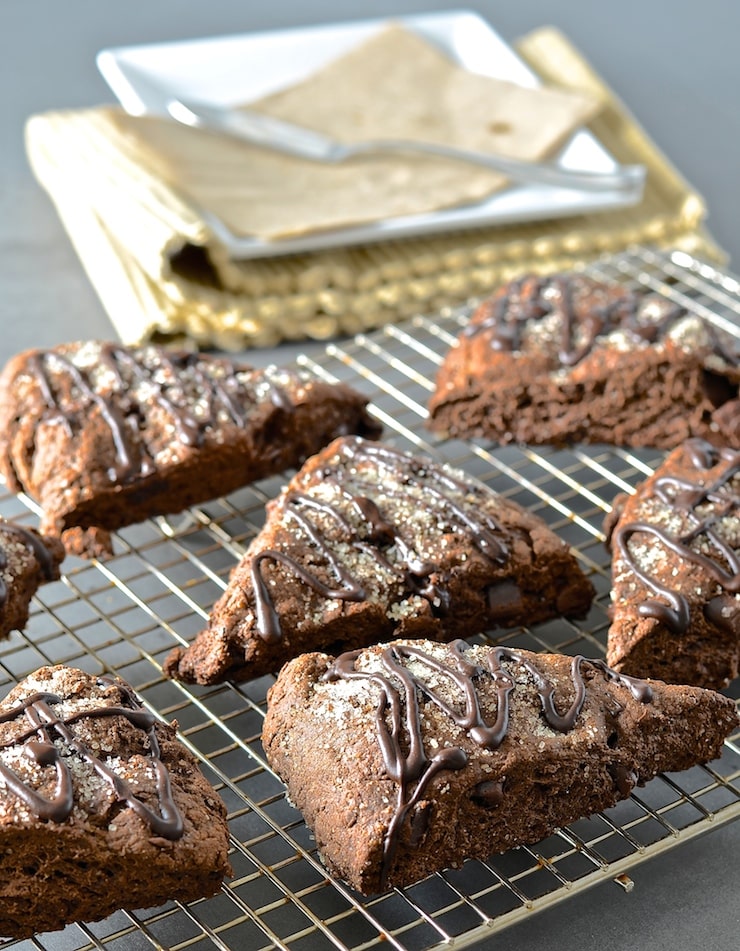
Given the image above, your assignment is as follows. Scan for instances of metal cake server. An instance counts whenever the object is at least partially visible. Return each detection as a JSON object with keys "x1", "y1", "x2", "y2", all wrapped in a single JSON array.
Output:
[{"x1": 167, "y1": 97, "x2": 646, "y2": 198}]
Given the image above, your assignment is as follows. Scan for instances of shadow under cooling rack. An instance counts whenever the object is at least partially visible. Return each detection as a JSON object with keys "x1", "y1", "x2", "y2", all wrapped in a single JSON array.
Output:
[{"x1": 2, "y1": 246, "x2": 740, "y2": 951}]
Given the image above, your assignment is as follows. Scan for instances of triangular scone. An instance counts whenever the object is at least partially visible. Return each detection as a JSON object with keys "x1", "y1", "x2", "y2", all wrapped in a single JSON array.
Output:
[
  {"x1": 0, "y1": 341, "x2": 380, "y2": 558},
  {"x1": 165, "y1": 436, "x2": 594, "y2": 684},
  {"x1": 606, "y1": 438, "x2": 740, "y2": 689},
  {"x1": 0, "y1": 666, "x2": 231, "y2": 939},
  {"x1": 263, "y1": 639, "x2": 739, "y2": 894},
  {"x1": 428, "y1": 272, "x2": 740, "y2": 449},
  {"x1": 0, "y1": 520, "x2": 64, "y2": 639}
]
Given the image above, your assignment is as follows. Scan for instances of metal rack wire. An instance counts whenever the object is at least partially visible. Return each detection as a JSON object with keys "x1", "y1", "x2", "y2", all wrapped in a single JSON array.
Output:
[{"x1": 2, "y1": 245, "x2": 739, "y2": 951}]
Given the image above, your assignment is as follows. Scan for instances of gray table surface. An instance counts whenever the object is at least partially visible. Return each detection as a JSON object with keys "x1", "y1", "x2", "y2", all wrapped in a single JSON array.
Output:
[{"x1": 1, "y1": 2, "x2": 738, "y2": 949}]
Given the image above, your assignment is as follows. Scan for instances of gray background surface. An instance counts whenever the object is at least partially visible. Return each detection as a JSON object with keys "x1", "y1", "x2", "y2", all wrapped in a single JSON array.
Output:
[{"x1": 1, "y1": 2, "x2": 739, "y2": 949}]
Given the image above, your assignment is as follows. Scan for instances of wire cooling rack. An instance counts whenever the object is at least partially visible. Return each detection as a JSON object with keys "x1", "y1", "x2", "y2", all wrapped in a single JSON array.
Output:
[{"x1": 2, "y1": 245, "x2": 740, "y2": 951}]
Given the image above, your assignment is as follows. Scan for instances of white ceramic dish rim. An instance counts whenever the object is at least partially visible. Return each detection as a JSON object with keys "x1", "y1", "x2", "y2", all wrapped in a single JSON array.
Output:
[{"x1": 96, "y1": 9, "x2": 636, "y2": 260}]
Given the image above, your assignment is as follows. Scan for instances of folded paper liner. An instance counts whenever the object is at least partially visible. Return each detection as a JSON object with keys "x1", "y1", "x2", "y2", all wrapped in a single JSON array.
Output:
[
  {"x1": 112, "y1": 26, "x2": 599, "y2": 240},
  {"x1": 26, "y1": 26, "x2": 726, "y2": 350}
]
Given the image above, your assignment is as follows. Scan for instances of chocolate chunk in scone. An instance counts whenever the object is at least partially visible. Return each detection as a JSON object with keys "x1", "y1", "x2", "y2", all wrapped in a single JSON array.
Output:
[
  {"x1": 0, "y1": 665, "x2": 231, "y2": 939},
  {"x1": 0, "y1": 520, "x2": 64, "y2": 638},
  {"x1": 263, "y1": 639, "x2": 739, "y2": 894},
  {"x1": 0, "y1": 341, "x2": 380, "y2": 558},
  {"x1": 606, "y1": 438, "x2": 740, "y2": 689},
  {"x1": 428, "y1": 272, "x2": 740, "y2": 449},
  {"x1": 165, "y1": 436, "x2": 594, "y2": 684}
]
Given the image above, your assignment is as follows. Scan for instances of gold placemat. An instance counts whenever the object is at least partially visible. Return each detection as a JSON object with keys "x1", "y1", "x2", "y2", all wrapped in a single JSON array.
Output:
[{"x1": 25, "y1": 26, "x2": 726, "y2": 351}]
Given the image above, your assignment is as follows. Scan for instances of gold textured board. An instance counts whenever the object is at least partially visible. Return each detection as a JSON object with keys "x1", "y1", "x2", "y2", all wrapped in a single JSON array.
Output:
[{"x1": 25, "y1": 27, "x2": 727, "y2": 350}]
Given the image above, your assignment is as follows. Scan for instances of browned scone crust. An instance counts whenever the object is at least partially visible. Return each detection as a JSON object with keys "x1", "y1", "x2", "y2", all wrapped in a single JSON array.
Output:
[
  {"x1": 0, "y1": 341, "x2": 380, "y2": 558},
  {"x1": 165, "y1": 436, "x2": 594, "y2": 685},
  {"x1": 0, "y1": 665, "x2": 231, "y2": 939},
  {"x1": 428, "y1": 273, "x2": 740, "y2": 449},
  {"x1": 263, "y1": 639, "x2": 739, "y2": 895},
  {"x1": 0, "y1": 521, "x2": 64, "y2": 638},
  {"x1": 606, "y1": 439, "x2": 740, "y2": 689}
]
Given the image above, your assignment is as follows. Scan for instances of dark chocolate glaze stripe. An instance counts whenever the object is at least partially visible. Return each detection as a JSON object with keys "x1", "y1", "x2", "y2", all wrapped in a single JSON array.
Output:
[
  {"x1": 250, "y1": 440, "x2": 509, "y2": 643},
  {"x1": 0, "y1": 524, "x2": 58, "y2": 608},
  {"x1": 25, "y1": 345, "x2": 294, "y2": 483},
  {"x1": 322, "y1": 640, "x2": 651, "y2": 889},
  {"x1": 614, "y1": 440, "x2": 740, "y2": 633},
  {"x1": 463, "y1": 274, "x2": 738, "y2": 368},
  {"x1": 0, "y1": 677, "x2": 183, "y2": 839}
]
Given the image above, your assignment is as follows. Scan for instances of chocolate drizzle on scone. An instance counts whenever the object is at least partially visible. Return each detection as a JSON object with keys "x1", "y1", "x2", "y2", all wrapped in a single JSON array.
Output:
[
  {"x1": 322, "y1": 640, "x2": 651, "y2": 888},
  {"x1": 264, "y1": 639, "x2": 737, "y2": 894},
  {"x1": 0, "y1": 524, "x2": 59, "y2": 608},
  {"x1": 165, "y1": 436, "x2": 594, "y2": 684},
  {"x1": 251, "y1": 440, "x2": 510, "y2": 643},
  {"x1": 26, "y1": 345, "x2": 291, "y2": 484},
  {"x1": 463, "y1": 274, "x2": 738, "y2": 368},
  {"x1": 606, "y1": 438, "x2": 740, "y2": 688},
  {"x1": 0, "y1": 665, "x2": 231, "y2": 939},
  {"x1": 0, "y1": 675, "x2": 183, "y2": 839},
  {"x1": 0, "y1": 340, "x2": 380, "y2": 558},
  {"x1": 429, "y1": 272, "x2": 740, "y2": 449},
  {"x1": 0, "y1": 522, "x2": 64, "y2": 640},
  {"x1": 612, "y1": 440, "x2": 740, "y2": 635}
]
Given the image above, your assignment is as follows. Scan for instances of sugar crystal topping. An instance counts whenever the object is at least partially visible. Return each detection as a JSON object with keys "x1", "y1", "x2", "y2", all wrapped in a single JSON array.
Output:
[
  {"x1": 249, "y1": 438, "x2": 510, "y2": 643},
  {"x1": 0, "y1": 667, "x2": 183, "y2": 839}
]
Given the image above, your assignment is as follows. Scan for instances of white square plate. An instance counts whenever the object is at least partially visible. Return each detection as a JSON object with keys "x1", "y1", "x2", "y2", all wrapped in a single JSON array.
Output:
[{"x1": 97, "y1": 10, "x2": 638, "y2": 260}]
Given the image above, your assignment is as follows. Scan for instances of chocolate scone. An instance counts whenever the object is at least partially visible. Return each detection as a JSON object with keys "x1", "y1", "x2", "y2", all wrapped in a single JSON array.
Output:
[
  {"x1": 0, "y1": 341, "x2": 380, "y2": 558},
  {"x1": 606, "y1": 438, "x2": 740, "y2": 689},
  {"x1": 165, "y1": 436, "x2": 594, "y2": 685},
  {"x1": 0, "y1": 665, "x2": 231, "y2": 939},
  {"x1": 263, "y1": 638, "x2": 739, "y2": 894},
  {"x1": 0, "y1": 520, "x2": 64, "y2": 638},
  {"x1": 428, "y1": 272, "x2": 740, "y2": 449}
]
